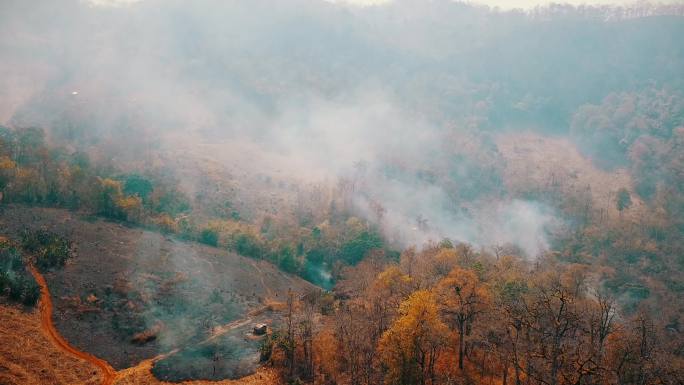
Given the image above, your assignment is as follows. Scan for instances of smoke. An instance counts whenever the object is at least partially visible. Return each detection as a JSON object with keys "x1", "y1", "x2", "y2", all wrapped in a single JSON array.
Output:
[
  {"x1": 1, "y1": 0, "x2": 679, "y2": 259},
  {"x1": 4, "y1": 1, "x2": 683, "y2": 379},
  {"x1": 350, "y1": 164, "x2": 560, "y2": 258}
]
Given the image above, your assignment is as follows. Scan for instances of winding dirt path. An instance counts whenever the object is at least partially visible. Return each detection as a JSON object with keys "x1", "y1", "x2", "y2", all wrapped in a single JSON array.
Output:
[
  {"x1": 28, "y1": 265, "x2": 118, "y2": 385},
  {"x1": 28, "y1": 264, "x2": 270, "y2": 385}
]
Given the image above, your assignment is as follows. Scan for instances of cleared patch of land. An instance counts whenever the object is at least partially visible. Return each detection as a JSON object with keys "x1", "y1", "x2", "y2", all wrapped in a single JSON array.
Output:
[{"x1": 0, "y1": 205, "x2": 313, "y2": 381}]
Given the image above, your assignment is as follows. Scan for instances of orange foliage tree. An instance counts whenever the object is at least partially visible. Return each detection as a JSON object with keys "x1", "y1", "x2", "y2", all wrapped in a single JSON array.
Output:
[
  {"x1": 435, "y1": 267, "x2": 490, "y2": 371},
  {"x1": 378, "y1": 290, "x2": 449, "y2": 385}
]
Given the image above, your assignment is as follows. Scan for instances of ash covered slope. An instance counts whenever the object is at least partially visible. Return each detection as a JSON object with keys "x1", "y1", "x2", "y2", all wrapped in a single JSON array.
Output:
[{"x1": 0, "y1": 205, "x2": 314, "y2": 374}]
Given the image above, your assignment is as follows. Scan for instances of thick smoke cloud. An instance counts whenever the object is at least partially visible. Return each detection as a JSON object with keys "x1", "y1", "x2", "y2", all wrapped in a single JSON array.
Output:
[
  {"x1": 262, "y1": 91, "x2": 561, "y2": 256},
  {"x1": 2, "y1": 0, "x2": 679, "y2": 258}
]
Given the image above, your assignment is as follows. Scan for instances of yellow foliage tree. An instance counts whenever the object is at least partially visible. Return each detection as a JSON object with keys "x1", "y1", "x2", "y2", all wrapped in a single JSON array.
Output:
[
  {"x1": 0, "y1": 155, "x2": 16, "y2": 201},
  {"x1": 431, "y1": 248, "x2": 460, "y2": 279},
  {"x1": 116, "y1": 195, "x2": 143, "y2": 222},
  {"x1": 378, "y1": 290, "x2": 449, "y2": 385},
  {"x1": 369, "y1": 266, "x2": 414, "y2": 331},
  {"x1": 154, "y1": 213, "x2": 178, "y2": 233},
  {"x1": 0, "y1": 155, "x2": 15, "y2": 170},
  {"x1": 374, "y1": 266, "x2": 414, "y2": 301}
]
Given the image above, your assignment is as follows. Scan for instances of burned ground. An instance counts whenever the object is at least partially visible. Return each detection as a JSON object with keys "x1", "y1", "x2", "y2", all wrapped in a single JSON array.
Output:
[{"x1": 0, "y1": 205, "x2": 313, "y2": 379}]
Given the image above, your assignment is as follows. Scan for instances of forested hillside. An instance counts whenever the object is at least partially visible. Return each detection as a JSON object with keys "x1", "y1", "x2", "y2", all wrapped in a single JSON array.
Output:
[{"x1": 0, "y1": 1, "x2": 683, "y2": 384}]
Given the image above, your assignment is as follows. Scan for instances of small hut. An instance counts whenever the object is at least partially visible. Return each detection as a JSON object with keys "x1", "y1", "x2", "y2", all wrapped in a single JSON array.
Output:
[{"x1": 253, "y1": 323, "x2": 268, "y2": 335}]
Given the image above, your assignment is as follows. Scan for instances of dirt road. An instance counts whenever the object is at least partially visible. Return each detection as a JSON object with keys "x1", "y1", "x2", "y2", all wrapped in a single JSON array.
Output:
[
  {"x1": 28, "y1": 265, "x2": 118, "y2": 385},
  {"x1": 28, "y1": 264, "x2": 271, "y2": 385}
]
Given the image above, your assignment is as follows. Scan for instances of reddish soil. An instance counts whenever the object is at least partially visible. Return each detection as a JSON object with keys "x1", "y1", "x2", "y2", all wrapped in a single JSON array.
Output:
[{"x1": 28, "y1": 264, "x2": 117, "y2": 385}]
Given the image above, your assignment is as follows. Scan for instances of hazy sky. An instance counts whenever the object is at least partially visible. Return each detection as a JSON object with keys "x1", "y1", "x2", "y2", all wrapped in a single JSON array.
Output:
[
  {"x1": 90, "y1": 0, "x2": 684, "y2": 8},
  {"x1": 470, "y1": 0, "x2": 683, "y2": 8},
  {"x1": 336, "y1": 0, "x2": 684, "y2": 9}
]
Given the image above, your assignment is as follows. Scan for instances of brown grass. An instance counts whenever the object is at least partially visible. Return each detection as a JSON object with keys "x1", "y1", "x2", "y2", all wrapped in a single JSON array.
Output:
[
  {"x1": 0, "y1": 304, "x2": 102, "y2": 385},
  {"x1": 496, "y1": 132, "x2": 645, "y2": 219}
]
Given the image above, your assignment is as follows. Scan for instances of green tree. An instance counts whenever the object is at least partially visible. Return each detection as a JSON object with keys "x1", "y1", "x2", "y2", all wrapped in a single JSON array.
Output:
[
  {"x1": 200, "y1": 228, "x2": 219, "y2": 247},
  {"x1": 616, "y1": 188, "x2": 632, "y2": 213},
  {"x1": 122, "y1": 174, "x2": 154, "y2": 202},
  {"x1": 340, "y1": 231, "x2": 383, "y2": 265},
  {"x1": 278, "y1": 246, "x2": 299, "y2": 274},
  {"x1": 233, "y1": 232, "x2": 263, "y2": 259}
]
